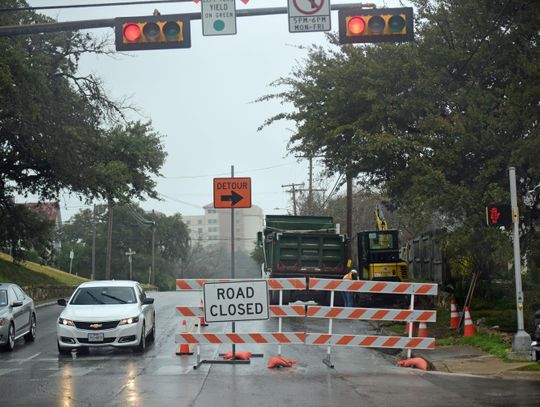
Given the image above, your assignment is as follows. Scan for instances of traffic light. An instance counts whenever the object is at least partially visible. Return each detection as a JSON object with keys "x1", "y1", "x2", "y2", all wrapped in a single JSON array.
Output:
[
  {"x1": 486, "y1": 204, "x2": 513, "y2": 227},
  {"x1": 338, "y1": 7, "x2": 414, "y2": 44},
  {"x1": 115, "y1": 14, "x2": 191, "y2": 51}
]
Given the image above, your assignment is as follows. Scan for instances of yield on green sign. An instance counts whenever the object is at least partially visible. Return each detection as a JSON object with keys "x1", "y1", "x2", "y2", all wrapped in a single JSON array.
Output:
[{"x1": 201, "y1": 0, "x2": 237, "y2": 36}]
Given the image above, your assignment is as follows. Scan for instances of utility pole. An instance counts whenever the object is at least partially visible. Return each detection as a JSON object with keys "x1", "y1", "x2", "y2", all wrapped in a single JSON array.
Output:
[
  {"x1": 151, "y1": 209, "x2": 156, "y2": 286},
  {"x1": 281, "y1": 183, "x2": 304, "y2": 216},
  {"x1": 91, "y1": 204, "x2": 96, "y2": 280},
  {"x1": 295, "y1": 154, "x2": 324, "y2": 215},
  {"x1": 508, "y1": 167, "x2": 531, "y2": 358},
  {"x1": 346, "y1": 173, "x2": 353, "y2": 260},
  {"x1": 105, "y1": 199, "x2": 113, "y2": 280}
]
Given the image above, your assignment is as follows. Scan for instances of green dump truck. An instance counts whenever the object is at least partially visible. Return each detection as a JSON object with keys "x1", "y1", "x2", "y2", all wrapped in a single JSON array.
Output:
[{"x1": 257, "y1": 215, "x2": 349, "y2": 305}]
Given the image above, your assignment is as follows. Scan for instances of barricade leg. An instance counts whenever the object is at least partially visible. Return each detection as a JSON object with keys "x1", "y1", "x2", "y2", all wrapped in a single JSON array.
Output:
[
  {"x1": 278, "y1": 290, "x2": 283, "y2": 356},
  {"x1": 323, "y1": 290, "x2": 335, "y2": 368},
  {"x1": 407, "y1": 294, "x2": 415, "y2": 359}
]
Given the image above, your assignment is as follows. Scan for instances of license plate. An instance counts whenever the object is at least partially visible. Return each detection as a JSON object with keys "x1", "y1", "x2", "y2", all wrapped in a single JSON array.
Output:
[
  {"x1": 374, "y1": 272, "x2": 382, "y2": 277},
  {"x1": 88, "y1": 333, "x2": 104, "y2": 342}
]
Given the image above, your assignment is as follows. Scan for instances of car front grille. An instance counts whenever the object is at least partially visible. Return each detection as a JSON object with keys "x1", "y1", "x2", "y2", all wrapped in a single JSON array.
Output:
[
  {"x1": 77, "y1": 337, "x2": 116, "y2": 344},
  {"x1": 73, "y1": 320, "x2": 120, "y2": 330}
]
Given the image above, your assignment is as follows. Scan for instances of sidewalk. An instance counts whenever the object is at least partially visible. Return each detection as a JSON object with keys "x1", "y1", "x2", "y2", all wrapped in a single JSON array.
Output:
[{"x1": 412, "y1": 344, "x2": 540, "y2": 380}]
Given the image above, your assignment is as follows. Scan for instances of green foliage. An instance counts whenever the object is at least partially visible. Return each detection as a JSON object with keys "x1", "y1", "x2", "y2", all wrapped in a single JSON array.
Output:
[
  {"x1": 58, "y1": 203, "x2": 189, "y2": 291},
  {"x1": 258, "y1": 0, "x2": 540, "y2": 291},
  {"x1": 0, "y1": 4, "x2": 166, "y2": 258}
]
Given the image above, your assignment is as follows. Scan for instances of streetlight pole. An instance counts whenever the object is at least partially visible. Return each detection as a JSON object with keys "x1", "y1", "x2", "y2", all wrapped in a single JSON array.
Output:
[{"x1": 125, "y1": 248, "x2": 136, "y2": 281}]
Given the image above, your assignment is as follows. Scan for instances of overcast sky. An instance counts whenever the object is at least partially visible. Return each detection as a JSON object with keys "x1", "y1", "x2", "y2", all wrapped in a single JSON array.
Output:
[{"x1": 24, "y1": 0, "x2": 402, "y2": 220}]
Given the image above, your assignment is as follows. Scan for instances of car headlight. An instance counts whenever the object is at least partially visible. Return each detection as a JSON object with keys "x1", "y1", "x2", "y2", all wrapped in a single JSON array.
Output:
[
  {"x1": 119, "y1": 316, "x2": 140, "y2": 325},
  {"x1": 59, "y1": 318, "x2": 74, "y2": 326}
]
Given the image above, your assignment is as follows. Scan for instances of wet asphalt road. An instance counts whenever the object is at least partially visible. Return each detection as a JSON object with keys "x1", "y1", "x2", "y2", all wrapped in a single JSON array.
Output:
[{"x1": 1, "y1": 291, "x2": 539, "y2": 407}]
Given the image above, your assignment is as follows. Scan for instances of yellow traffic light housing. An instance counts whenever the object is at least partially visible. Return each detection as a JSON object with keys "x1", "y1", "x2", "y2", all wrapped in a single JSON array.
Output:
[
  {"x1": 338, "y1": 7, "x2": 414, "y2": 44},
  {"x1": 115, "y1": 14, "x2": 191, "y2": 51}
]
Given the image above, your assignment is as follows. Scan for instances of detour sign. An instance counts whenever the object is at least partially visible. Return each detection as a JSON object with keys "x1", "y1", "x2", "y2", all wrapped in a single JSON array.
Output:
[
  {"x1": 213, "y1": 177, "x2": 252, "y2": 209},
  {"x1": 203, "y1": 280, "x2": 269, "y2": 323}
]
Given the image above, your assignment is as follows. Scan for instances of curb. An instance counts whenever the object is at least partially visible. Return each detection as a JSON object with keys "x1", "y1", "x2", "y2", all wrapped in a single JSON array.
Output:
[{"x1": 35, "y1": 300, "x2": 58, "y2": 309}]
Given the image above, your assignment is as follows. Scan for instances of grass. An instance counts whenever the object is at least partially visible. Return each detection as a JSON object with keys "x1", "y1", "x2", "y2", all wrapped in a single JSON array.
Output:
[
  {"x1": 381, "y1": 305, "x2": 539, "y2": 366},
  {"x1": 0, "y1": 252, "x2": 88, "y2": 287},
  {"x1": 436, "y1": 332, "x2": 509, "y2": 359},
  {"x1": 512, "y1": 363, "x2": 540, "y2": 372}
]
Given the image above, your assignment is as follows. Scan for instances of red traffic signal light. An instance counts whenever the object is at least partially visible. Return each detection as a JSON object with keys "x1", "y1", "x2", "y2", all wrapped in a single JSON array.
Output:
[
  {"x1": 115, "y1": 14, "x2": 191, "y2": 51},
  {"x1": 338, "y1": 7, "x2": 414, "y2": 44},
  {"x1": 486, "y1": 204, "x2": 513, "y2": 227}
]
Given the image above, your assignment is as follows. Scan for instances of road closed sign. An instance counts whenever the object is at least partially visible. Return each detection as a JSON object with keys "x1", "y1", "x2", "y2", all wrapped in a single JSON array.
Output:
[{"x1": 203, "y1": 280, "x2": 269, "y2": 323}]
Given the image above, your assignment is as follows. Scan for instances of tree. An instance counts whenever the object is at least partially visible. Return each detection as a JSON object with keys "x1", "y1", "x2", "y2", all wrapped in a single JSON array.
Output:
[
  {"x1": 258, "y1": 0, "x2": 540, "y2": 288},
  {"x1": 0, "y1": 4, "x2": 168, "y2": 261},
  {"x1": 59, "y1": 204, "x2": 190, "y2": 290}
]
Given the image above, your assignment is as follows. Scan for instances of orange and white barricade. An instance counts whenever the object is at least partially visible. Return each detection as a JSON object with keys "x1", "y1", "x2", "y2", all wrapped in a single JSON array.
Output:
[
  {"x1": 175, "y1": 277, "x2": 438, "y2": 368},
  {"x1": 307, "y1": 278, "x2": 438, "y2": 363}
]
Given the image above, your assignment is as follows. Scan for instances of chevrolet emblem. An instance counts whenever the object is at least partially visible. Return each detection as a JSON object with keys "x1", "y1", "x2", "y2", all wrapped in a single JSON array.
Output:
[{"x1": 89, "y1": 323, "x2": 103, "y2": 329}]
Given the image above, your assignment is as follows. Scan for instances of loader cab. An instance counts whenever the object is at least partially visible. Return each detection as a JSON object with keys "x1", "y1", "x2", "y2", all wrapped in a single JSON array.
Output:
[{"x1": 357, "y1": 230, "x2": 407, "y2": 281}]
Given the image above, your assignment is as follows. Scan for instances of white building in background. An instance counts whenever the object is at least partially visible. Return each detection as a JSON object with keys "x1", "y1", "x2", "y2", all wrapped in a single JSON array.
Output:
[{"x1": 184, "y1": 204, "x2": 263, "y2": 254}]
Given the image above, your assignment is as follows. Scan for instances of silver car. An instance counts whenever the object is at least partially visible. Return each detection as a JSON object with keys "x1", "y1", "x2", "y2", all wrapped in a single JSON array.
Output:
[{"x1": 0, "y1": 283, "x2": 37, "y2": 351}]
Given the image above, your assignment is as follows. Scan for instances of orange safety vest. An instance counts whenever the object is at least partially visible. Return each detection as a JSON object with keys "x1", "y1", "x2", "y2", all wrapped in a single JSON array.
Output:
[{"x1": 343, "y1": 270, "x2": 358, "y2": 280}]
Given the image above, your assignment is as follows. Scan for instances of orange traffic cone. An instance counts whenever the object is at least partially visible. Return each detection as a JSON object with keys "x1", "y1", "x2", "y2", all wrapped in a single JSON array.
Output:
[
  {"x1": 176, "y1": 320, "x2": 193, "y2": 355},
  {"x1": 199, "y1": 298, "x2": 208, "y2": 327},
  {"x1": 417, "y1": 322, "x2": 429, "y2": 338},
  {"x1": 463, "y1": 306, "x2": 476, "y2": 337},
  {"x1": 405, "y1": 321, "x2": 416, "y2": 336},
  {"x1": 405, "y1": 305, "x2": 416, "y2": 335},
  {"x1": 449, "y1": 298, "x2": 459, "y2": 330}
]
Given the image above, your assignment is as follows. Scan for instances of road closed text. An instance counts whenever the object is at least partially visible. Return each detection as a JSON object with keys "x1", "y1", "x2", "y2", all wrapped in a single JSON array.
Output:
[
  {"x1": 203, "y1": 280, "x2": 269, "y2": 323},
  {"x1": 209, "y1": 302, "x2": 264, "y2": 318}
]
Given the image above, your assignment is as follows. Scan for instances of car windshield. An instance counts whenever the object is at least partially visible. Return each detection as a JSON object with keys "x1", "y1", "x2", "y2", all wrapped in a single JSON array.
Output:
[
  {"x1": 0, "y1": 290, "x2": 7, "y2": 307},
  {"x1": 70, "y1": 286, "x2": 136, "y2": 305}
]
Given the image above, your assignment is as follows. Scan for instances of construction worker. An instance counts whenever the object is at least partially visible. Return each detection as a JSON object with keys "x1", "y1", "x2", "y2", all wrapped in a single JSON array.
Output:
[{"x1": 342, "y1": 269, "x2": 358, "y2": 307}]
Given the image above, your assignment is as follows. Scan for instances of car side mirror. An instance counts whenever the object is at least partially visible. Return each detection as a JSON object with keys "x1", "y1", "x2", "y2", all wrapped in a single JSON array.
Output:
[
  {"x1": 11, "y1": 300, "x2": 23, "y2": 307},
  {"x1": 143, "y1": 297, "x2": 154, "y2": 305},
  {"x1": 57, "y1": 299, "x2": 67, "y2": 306}
]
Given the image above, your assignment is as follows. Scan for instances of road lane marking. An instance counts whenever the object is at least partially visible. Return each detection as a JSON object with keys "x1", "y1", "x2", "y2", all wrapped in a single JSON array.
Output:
[
  {"x1": 18, "y1": 352, "x2": 41, "y2": 365},
  {"x1": 0, "y1": 368, "x2": 23, "y2": 376}
]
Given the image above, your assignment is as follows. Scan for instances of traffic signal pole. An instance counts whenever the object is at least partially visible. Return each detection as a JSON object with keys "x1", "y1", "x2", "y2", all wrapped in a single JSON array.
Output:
[
  {"x1": 508, "y1": 167, "x2": 532, "y2": 358},
  {"x1": 0, "y1": 4, "x2": 379, "y2": 37}
]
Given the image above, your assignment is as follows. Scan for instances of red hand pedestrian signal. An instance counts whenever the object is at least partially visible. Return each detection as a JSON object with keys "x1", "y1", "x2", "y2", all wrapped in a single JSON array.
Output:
[
  {"x1": 486, "y1": 204, "x2": 512, "y2": 227},
  {"x1": 489, "y1": 207, "x2": 501, "y2": 224}
]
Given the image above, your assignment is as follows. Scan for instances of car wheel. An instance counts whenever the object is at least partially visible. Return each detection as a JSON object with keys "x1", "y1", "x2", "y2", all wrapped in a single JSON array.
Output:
[
  {"x1": 148, "y1": 315, "x2": 156, "y2": 342},
  {"x1": 24, "y1": 314, "x2": 37, "y2": 342},
  {"x1": 57, "y1": 340, "x2": 72, "y2": 355},
  {"x1": 2, "y1": 323, "x2": 15, "y2": 351},
  {"x1": 133, "y1": 323, "x2": 146, "y2": 353}
]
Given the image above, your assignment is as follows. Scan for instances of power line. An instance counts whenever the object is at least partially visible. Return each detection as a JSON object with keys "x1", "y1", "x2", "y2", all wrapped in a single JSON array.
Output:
[
  {"x1": 158, "y1": 193, "x2": 203, "y2": 209},
  {"x1": 0, "y1": 0, "x2": 189, "y2": 13},
  {"x1": 164, "y1": 162, "x2": 297, "y2": 179},
  {"x1": 322, "y1": 174, "x2": 344, "y2": 207}
]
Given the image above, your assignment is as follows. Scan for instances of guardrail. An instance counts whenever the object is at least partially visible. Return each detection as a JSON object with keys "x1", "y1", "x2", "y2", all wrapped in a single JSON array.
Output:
[{"x1": 175, "y1": 278, "x2": 437, "y2": 368}]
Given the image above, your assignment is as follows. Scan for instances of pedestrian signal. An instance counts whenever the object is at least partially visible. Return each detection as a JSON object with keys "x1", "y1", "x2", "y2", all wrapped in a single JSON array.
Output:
[
  {"x1": 338, "y1": 7, "x2": 414, "y2": 44},
  {"x1": 486, "y1": 204, "x2": 513, "y2": 227},
  {"x1": 115, "y1": 14, "x2": 191, "y2": 51}
]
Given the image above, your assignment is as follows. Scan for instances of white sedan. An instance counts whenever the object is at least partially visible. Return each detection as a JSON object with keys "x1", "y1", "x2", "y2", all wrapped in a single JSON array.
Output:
[{"x1": 57, "y1": 280, "x2": 155, "y2": 354}]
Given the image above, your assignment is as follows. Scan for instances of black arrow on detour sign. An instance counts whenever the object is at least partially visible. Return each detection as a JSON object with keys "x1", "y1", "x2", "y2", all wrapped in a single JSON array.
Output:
[{"x1": 220, "y1": 190, "x2": 244, "y2": 206}]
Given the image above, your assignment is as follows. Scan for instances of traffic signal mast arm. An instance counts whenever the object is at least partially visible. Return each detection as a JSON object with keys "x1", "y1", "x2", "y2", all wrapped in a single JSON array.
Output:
[{"x1": 0, "y1": 3, "x2": 400, "y2": 37}]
